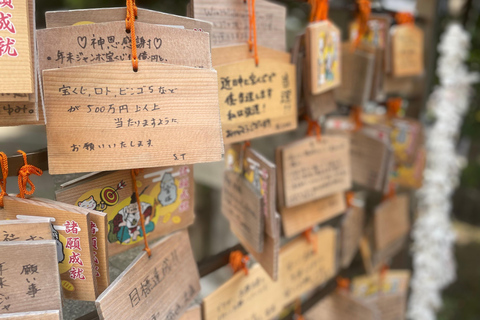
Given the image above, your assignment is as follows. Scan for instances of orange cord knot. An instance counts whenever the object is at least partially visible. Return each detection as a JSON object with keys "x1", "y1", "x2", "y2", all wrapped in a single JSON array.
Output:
[
  {"x1": 0, "y1": 152, "x2": 8, "y2": 207},
  {"x1": 336, "y1": 276, "x2": 351, "y2": 291},
  {"x1": 130, "y1": 169, "x2": 152, "y2": 257},
  {"x1": 246, "y1": 0, "x2": 258, "y2": 65},
  {"x1": 16, "y1": 150, "x2": 42, "y2": 199},
  {"x1": 229, "y1": 250, "x2": 250, "y2": 275},
  {"x1": 309, "y1": 0, "x2": 329, "y2": 22},
  {"x1": 353, "y1": 0, "x2": 371, "y2": 49},
  {"x1": 302, "y1": 227, "x2": 318, "y2": 253},
  {"x1": 346, "y1": 191, "x2": 355, "y2": 208},
  {"x1": 294, "y1": 298, "x2": 305, "y2": 320},
  {"x1": 305, "y1": 116, "x2": 321, "y2": 141},
  {"x1": 351, "y1": 106, "x2": 363, "y2": 131},
  {"x1": 395, "y1": 12, "x2": 415, "y2": 25},
  {"x1": 382, "y1": 182, "x2": 396, "y2": 201},
  {"x1": 387, "y1": 97, "x2": 403, "y2": 119}
]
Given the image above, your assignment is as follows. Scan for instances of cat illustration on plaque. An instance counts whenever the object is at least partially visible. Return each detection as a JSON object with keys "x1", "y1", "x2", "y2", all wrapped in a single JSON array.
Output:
[{"x1": 77, "y1": 180, "x2": 126, "y2": 212}]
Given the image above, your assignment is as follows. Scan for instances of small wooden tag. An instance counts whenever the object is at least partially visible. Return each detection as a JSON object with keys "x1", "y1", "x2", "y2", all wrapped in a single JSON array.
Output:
[
  {"x1": 340, "y1": 201, "x2": 365, "y2": 269},
  {"x1": 391, "y1": 24, "x2": 424, "y2": 78},
  {"x1": 390, "y1": 118, "x2": 423, "y2": 165},
  {"x1": 305, "y1": 21, "x2": 341, "y2": 95},
  {"x1": 281, "y1": 193, "x2": 346, "y2": 238},
  {"x1": 215, "y1": 56, "x2": 298, "y2": 144},
  {"x1": 349, "y1": 14, "x2": 391, "y2": 50},
  {"x1": 45, "y1": 7, "x2": 212, "y2": 33},
  {"x1": 223, "y1": 171, "x2": 264, "y2": 252},
  {"x1": 334, "y1": 43, "x2": 375, "y2": 106},
  {"x1": 56, "y1": 165, "x2": 195, "y2": 257},
  {"x1": 391, "y1": 146, "x2": 425, "y2": 189},
  {"x1": 2, "y1": 197, "x2": 98, "y2": 301},
  {"x1": 351, "y1": 270, "x2": 410, "y2": 298},
  {"x1": 277, "y1": 136, "x2": 351, "y2": 208},
  {"x1": 203, "y1": 227, "x2": 337, "y2": 320},
  {"x1": 192, "y1": 0, "x2": 286, "y2": 51},
  {"x1": 42, "y1": 61, "x2": 223, "y2": 174},
  {"x1": 96, "y1": 230, "x2": 200, "y2": 320},
  {"x1": 0, "y1": 220, "x2": 52, "y2": 242},
  {"x1": 305, "y1": 292, "x2": 379, "y2": 320},
  {"x1": 374, "y1": 195, "x2": 410, "y2": 251},
  {"x1": 0, "y1": 241, "x2": 62, "y2": 314},
  {"x1": 179, "y1": 305, "x2": 201, "y2": 320},
  {"x1": 0, "y1": 310, "x2": 61, "y2": 320},
  {"x1": 0, "y1": 0, "x2": 33, "y2": 93}
]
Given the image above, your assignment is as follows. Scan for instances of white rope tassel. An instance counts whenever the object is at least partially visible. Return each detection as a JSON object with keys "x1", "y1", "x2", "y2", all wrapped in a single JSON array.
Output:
[{"x1": 408, "y1": 22, "x2": 479, "y2": 320}]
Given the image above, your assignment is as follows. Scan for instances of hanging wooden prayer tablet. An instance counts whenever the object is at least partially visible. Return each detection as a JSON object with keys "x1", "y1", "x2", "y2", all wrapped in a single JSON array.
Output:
[
  {"x1": 340, "y1": 197, "x2": 365, "y2": 268},
  {"x1": 56, "y1": 165, "x2": 195, "y2": 257},
  {"x1": 391, "y1": 24, "x2": 424, "y2": 77},
  {"x1": 215, "y1": 56, "x2": 297, "y2": 144},
  {"x1": 305, "y1": 21, "x2": 341, "y2": 95},
  {"x1": 95, "y1": 230, "x2": 200, "y2": 320},
  {"x1": 281, "y1": 193, "x2": 346, "y2": 238},
  {"x1": 374, "y1": 194, "x2": 410, "y2": 252},
  {"x1": 192, "y1": 0, "x2": 286, "y2": 51},
  {"x1": 0, "y1": 241, "x2": 62, "y2": 315},
  {"x1": 391, "y1": 146, "x2": 425, "y2": 189},
  {"x1": 42, "y1": 61, "x2": 223, "y2": 174},
  {"x1": 304, "y1": 292, "x2": 379, "y2": 320},
  {"x1": 390, "y1": 118, "x2": 423, "y2": 165},
  {"x1": 0, "y1": 310, "x2": 61, "y2": 320},
  {"x1": 0, "y1": 220, "x2": 52, "y2": 242},
  {"x1": 2, "y1": 197, "x2": 98, "y2": 301},
  {"x1": 45, "y1": 7, "x2": 212, "y2": 33},
  {"x1": 179, "y1": 305, "x2": 201, "y2": 320},
  {"x1": 203, "y1": 227, "x2": 337, "y2": 320},
  {"x1": 276, "y1": 135, "x2": 351, "y2": 208}
]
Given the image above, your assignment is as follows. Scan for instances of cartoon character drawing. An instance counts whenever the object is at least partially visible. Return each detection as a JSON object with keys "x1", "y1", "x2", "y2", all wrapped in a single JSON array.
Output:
[
  {"x1": 77, "y1": 180, "x2": 126, "y2": 212},
  {"x1": 51, "y1": 225, "x2": 65, "y2": 263},
  {"x1": 157, "y1": 172, "x2": 177, "y2": 206},
  {"x1": 317, "y1": 32, "x2": 326, "y2": 85},
  {"x1": 108, "y1": 188, "x2": 155, "y2": 244},
  {"x1": 317, "y1": 30, "x2": 338, "y2": 87}
]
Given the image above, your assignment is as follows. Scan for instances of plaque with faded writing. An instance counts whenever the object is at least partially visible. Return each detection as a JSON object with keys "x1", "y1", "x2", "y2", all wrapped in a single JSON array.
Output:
[
  {"x1": 0, "y1": 0, "x2": 33, "y2": 93},
  {"x1": 0, "y1": 220, "x2": 52, "y2": 242},
  {"x1": 42, "y1": 61, "x2": 223, "y2": 174},
  {"x1": 0, "y1": 241, "x2": 62, "y2": 315},
  {"x1": 277, "y1": 136, "x2": 351, "y2": 208},
  {"x1": 45, "y1": 7, "x2": 212, "y2": 33},
  {"x1": 56, "y1": 165, "x2": 195, "y2": 257},
  {"x1": 37, "y1": 21, "x2": 212, "y2": 72},
  {"x1": 96, "y1": 230, "x2": 200, "y2": 320},
  {"x1": 281, "y1": 193, "x2": 346, "y2": 238},
  {"x1": 192, "y1": 0, "x2": 286, "y2": 51},
  {"x1": 391, "y1": 24, "x2": 424, "y2": 78},
  {"x1": 334, "y1": 43, "x2": 375, "y2": 106},
  {"x1": 305, "y1": 21, "x2": 341, "y2": 95},
  {"x1": 216, "y1": 57, "x2": 297, "y2": 144},
  {"x1": 305, "y1": 292, "x2": 379, "y2": 320},
  {"x1": 2, "y1": 197, "x2": 97, "y2": 301},
  {"x1": 203, "y1": 227, "x2": 337, "y2": 320},
  {"x1": 222, "y1": 171, "x2": 264, "y2": 252},
  {"x1": 0, "y1": 310, "x2": 61, "y2": 320},
  {"x1": 374, "y1": 195, "x2": 410, "y2": 251},
  {"x1": 340, "y1": 203, "x2": 365, "y2": 268}
]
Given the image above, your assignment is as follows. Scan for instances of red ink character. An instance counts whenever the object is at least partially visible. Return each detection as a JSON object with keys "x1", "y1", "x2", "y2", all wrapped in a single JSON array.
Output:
[
  {"x1": 68, "y1": 252, "x2": 84, "y2": 266},
  {"x1": 90, "y1": 221, "x2": 98, "y2": 235},
  {"x1": 65, "y1": 237, "x2": 82, "y2": 251},
  {"x1": 179, "y1": 201, "x2": 189, "y2": 213},
  {"x1": 0, "y1": 12, "x2": 15, "y2": 34},
  {"x1": 92, "y1": 236, "x2": 98, "y2": 250},
  {"x1": 93, "y1": 253, "x2": 99, "y2": 265},
  {"x1": 0, "y1": 0, "x2": 13, "y2": 9},
  {"x1": 64, "y1": 220, "x2": 80, "y2": 234},
  {"x1": 69, "y1": 267, "x2": 86, "y2": 280},
  {"x1": 0, "y1": 37, "x2": 17, "y2": 57}
]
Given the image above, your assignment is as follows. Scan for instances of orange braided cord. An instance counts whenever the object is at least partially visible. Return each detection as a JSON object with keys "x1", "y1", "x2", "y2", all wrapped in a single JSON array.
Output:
[
  {"x1": 229, "y1": 250, "x2": 249, "y2": 275},
  {"x1": 16, "y1": 150, "x2": 42, "y2": 199},
  {"x1": 0, "y1": 152, "x2": 8, "y2": 207}
]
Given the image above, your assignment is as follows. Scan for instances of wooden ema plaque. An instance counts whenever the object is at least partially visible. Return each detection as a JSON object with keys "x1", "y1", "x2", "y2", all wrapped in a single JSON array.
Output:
[
  {"x1": 281, "y1": 193, "x2": 346, "y2": 238},
  {"x1": 0, "y1": 311, "x2": 60, "y2": 320},
  {"x1": 2, "y1": 197, "x2": 98, "y2": 301},
  {"x1": 277, "y1": 135, "x2": 351, "y2": 208},
  {"x1": 56, "y1": 165, "x2": 195, "y2": 257},
  {"x1": 215, "y1": 56, "x2": 298, "y2": 144},
  {"x1": 42, "y1": 61, "x2": 223, "y2": 174},
  {"x1": 0, "y1": 241, "x2": 62, "y2": 315},
  {"x1": 179, "y1": 305, "x2": 201, "y2": 320},
  {"x1": 45, "y1": 7, "x2": 212, "y2": 33},
  {"x1": 0, "y1": 220, "x2": 52, "y2": 242},
  {"x1": 390, "y1": 117, "x2": 423, "y2": 165},
  {"x1": 96, "y1": 230, "x2": 200, "y2": 320},
  {"x1": 203, "y1": 227, "x2": 337, "y2": 320},
  {"x1": 224, "y1": 144, "x2": 280, "y2": 279},
  {"x1": 192, "y1": 0, "x2": 286, "y2": 51},
  {"x1": 340, "y1": 202, "x2": 365, "y2": 269},
  {"x1": 305, "y1": 21, "x2": 341, "y2": 95},
  {"x1": 222, "y1": 171, "x2": 264, "y2": 252},
  {"x1": 304, "y1": 292, "x2": 379, "y2": 320},
  {"x1": 391, "y1": 146, "x2": 425, "y2": 189},
  {"x1": 391, "y1": 24, "x2": 424, "y2": 78},
  {"x1": 374, "y1": 194, "x2": 410, "y2": 251}
]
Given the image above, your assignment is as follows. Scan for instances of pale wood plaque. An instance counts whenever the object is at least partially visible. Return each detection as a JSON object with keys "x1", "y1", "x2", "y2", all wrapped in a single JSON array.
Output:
[
  {"x1": 305, "y1": 292, "x2": 379, "y2": 320},
  {"x1": 0, "y1": 311, "x2": 60, "y2": 320},
  {"x1": 391, "y1": 24, "x2": 424, "y2": 78},
  {"x1": 374, "y1": 195, "x2": 410, "y2": 251},
  {"x1": 0, "y1": 220, "x2": 52, "y2": 242}
]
